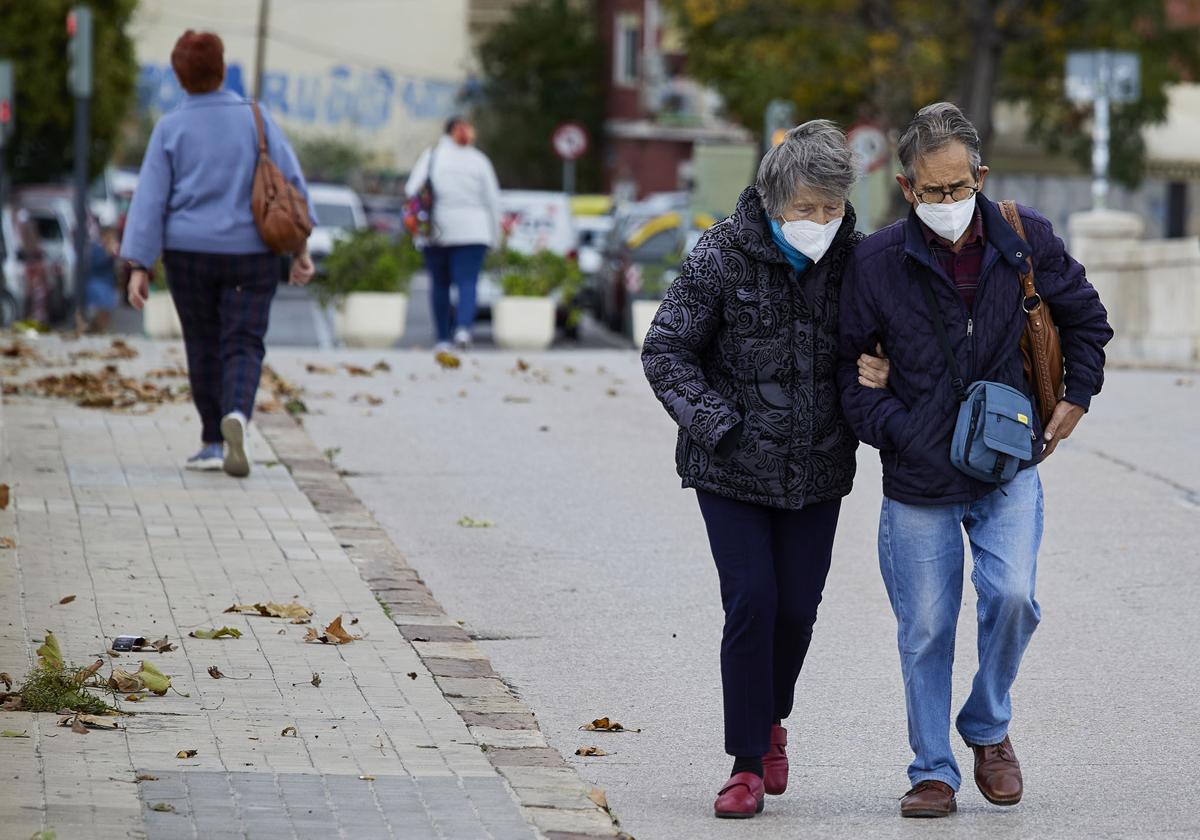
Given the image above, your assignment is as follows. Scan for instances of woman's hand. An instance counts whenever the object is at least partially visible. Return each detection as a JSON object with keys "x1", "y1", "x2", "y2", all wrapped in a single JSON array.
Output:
[
  {"x1": 858, "y1": 343, "x2": 890, "y2": 389},
  {"x1": 289, "y1": 251, "x2": 315, "y2": 286},
  {"x1": 127, "y1": 268, "x2": 151, "y2": 311}
]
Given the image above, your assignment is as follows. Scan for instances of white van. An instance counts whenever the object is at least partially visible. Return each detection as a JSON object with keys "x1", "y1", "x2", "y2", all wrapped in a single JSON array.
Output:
[{"x1": 475, "y1": 190, "x2": 577, "y2": 314}]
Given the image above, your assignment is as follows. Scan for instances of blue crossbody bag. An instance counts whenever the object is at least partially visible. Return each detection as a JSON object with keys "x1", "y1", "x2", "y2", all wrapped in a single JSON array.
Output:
[{"x1": 917, "y1": 273, "x2": 1034, "y2": 487}]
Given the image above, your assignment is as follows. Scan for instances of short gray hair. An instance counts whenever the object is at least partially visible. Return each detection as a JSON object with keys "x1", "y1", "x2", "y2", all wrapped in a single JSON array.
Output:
[
  {"x1": 756, "y1": 119, "x2": 857, "y2": 218},
  {"x1": 897, "y1": 102, "x2": 982, "y2": 183}
]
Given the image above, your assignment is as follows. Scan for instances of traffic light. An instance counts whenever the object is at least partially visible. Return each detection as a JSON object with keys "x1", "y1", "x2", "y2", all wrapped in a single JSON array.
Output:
[
  {"x1": 67, "y1": 6, "x2": 93, "y2": 98},
  {"x1": 0, "y1": 61, "x2": 13, "y2": 146}
]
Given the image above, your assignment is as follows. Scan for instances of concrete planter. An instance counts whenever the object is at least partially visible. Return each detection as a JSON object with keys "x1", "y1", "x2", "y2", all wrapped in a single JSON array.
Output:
[
  {"x1": 334, "y1": 292, "x2": 408, "y2": 348},
  {"x1": 493, "y1": 296, "x2": 555, "y2": 350},
  {"x1": 143, "y1": 290, "x2": 182, "y2": 339},
  {"x1": 631, "y1": 298, "x2": 662, "y2": 350}
]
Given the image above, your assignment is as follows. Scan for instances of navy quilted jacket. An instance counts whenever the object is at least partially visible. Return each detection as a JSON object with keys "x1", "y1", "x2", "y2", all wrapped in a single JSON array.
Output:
[
  {"x1": 838, "y1": 196, "x2": 1113, "y2": 505},
  {"x1": 643, "y1": 186, "x2": 861, "y2": 510}
]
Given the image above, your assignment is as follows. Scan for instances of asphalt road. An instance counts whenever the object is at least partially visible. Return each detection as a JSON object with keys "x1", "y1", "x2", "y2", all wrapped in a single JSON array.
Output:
[{"x1": 267, "y1": 346, "x2": 1200, "y2": 840}]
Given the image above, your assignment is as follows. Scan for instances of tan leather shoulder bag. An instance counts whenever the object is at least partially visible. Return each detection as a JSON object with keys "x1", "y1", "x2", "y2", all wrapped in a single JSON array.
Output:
[{"x1": 250, "y1": 101, "x2": 312, "y2": 255}]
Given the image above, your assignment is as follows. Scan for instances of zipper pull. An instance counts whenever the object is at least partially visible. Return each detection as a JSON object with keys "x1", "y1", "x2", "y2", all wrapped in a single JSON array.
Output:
[{"x1": 967, "y1": 318, "x2": 974, "y2": 337}]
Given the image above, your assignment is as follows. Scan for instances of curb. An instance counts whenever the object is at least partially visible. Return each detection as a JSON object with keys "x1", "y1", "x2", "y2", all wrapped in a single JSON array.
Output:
[{"x1": 256, "y1": 412, "x2": 629, "y2": 840}]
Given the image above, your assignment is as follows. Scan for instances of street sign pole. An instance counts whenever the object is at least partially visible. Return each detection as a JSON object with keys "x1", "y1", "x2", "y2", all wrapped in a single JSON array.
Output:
[
  {"x1": 1066, "y1": 50, "x2": 1139, "y2": 212},
  {"x1": 562, "y1": 159, "x2": 575, "y2": 195},
  {"x1": 551, "y1": 123, "x2": 588, "y2": 195},
  {"x1": 69, "y1": 6, "x2": 94, "y2": 322}
]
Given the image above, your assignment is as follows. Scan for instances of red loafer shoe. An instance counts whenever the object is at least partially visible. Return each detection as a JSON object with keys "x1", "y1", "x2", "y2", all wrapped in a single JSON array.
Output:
[
  {"x1": 714, "y1": 771, "x2": 765, "y2": 819},
  {"x1": 762, "y1": 724, "x2": 788, "y2": 795}
]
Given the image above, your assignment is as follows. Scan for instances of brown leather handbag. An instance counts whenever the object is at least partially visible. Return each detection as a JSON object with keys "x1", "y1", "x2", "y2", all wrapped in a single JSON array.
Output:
[
  {"x1": 250, "y1": 101, "x2": 312, "y2": 255},
  {"x1": 999, "y1": 200, "x2": 1064, "y2": 428}
]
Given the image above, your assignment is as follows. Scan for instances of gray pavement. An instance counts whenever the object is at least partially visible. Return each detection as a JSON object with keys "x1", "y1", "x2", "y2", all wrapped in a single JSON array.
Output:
[{"x1": 271, "y1": 346, "x2": 1200, "y2": 840}]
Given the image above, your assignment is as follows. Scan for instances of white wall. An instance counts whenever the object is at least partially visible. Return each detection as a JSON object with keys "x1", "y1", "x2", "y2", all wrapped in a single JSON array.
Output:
[{"x1": 131, "y1": 0, "x2": 470, "y2": 173}]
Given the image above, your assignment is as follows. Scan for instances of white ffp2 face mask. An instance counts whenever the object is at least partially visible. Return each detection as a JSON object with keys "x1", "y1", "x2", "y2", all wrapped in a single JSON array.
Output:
[
  {"x1": 779, "y1": 216, "x2": 843, "y2": 264},
  {"x1": 914, "y1": 194, "x2": 977, "y2": 243}
]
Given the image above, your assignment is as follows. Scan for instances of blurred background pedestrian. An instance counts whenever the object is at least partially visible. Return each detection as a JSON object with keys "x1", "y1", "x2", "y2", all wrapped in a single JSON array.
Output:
[
  {"x1": 120, "y1": 29, "x2": 316, "y2": 477},
  {"x1": 405, "y1": 116, "x2": 501, "y2": 353},
  {"x1": 81, "y1": 219, "x2": 118, "y2": 333}
]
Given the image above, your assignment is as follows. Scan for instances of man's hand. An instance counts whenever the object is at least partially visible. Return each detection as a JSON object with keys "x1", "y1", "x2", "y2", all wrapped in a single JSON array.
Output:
[
  {"x1": 289, "y1": 251, "x2": 315, "y2": 286},
  {"x1": 1041, "y1": 400, "x2": 1086, "y2": 459},
  {"x1": 858, "y1": 342, "x2": 890, "y2": 390},
  {"x1": 127, "y1": 268, "x2": 150, "y2": 311}
]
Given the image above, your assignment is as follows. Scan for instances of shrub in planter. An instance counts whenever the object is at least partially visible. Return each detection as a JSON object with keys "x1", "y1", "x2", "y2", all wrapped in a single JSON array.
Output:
[
  {"x1": 314, "y1": 231, "x2": 420, "y2": 347},
  {"x1": 494, "y1": 250, "x2": 582, "y2": 350}
]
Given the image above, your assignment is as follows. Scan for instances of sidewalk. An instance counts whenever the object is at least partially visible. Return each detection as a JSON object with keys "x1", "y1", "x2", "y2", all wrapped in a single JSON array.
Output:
[{"x1": 0, "y1": 336, "x2": 620, "y2": 840}]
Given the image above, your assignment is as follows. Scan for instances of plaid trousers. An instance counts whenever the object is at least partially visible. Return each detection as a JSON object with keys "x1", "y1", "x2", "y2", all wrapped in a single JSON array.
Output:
[{"x1": 163, "y1": 250, "x2": 281, "y2": 443}]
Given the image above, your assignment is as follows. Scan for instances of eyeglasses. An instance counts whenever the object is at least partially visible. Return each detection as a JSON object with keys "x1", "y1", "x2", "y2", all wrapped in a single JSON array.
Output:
[{"x1": 913, "y1": 184, "x2": 979, "y2": 204}]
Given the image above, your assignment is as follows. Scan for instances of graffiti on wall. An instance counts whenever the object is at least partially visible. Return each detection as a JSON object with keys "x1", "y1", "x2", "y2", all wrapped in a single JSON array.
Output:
[{"x1": 137, "y1": 62, "x2": 461, "y2": 131}]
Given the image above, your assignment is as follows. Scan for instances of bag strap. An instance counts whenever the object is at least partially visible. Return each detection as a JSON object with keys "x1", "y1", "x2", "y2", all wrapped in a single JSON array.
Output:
[
  {"x1": 915, "y1": 270, "x2": 968, "y2": 402},
  {"x1": 999, "y1": 200, "x2": 1039, "y2": 304},
  {"x1": 250, "y1": 101, "x2": 268, "y2": 155}
]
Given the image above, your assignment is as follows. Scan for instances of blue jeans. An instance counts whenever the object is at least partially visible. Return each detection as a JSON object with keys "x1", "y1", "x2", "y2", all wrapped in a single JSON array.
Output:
[
  {"x1": 423, "y1": 244, "x2": 487, "y2": 343},
  {"x1": 878, "y1": 466, "x2": 1043, "y2": 790}
]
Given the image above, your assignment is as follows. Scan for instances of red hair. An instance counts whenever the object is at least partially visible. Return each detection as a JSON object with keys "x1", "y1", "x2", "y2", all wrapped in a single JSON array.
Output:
[{"x1": 171, "y1": 30, "x2": 225, "y2": 94}]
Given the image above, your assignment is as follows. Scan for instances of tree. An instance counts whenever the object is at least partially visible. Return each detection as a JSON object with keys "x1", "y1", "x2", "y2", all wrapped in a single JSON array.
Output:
[
  {"x1": 474, "y1": 0, "x2": 605, "y2": 192},
  {"x1": 667, "y1": 0, "x2": 1200, "y2": 185},
  {"x1": 0, "y1": 0, "x2": 139, "y2": 184}
]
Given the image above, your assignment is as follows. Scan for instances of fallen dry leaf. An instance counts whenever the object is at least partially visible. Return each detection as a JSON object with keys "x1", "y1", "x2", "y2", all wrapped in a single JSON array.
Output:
[
  {"x1": 588, "y1": 787, "x2": 610, "y2": 810},
  {"x1": 71, "y1": 717, "x2": 89, "y2": 735},
  {"x1": 575, "y1": 746, "x2": 609, "y2": 757},
  {"x1": 1, "y1": 729, "x2": 28, "y2": 738},
  {"x1": 136, "y1": 773, "x2": 159, "y2": 781},
  {"x1": 0, "y1": 537, "x2": 15, "y2": 550},
  {"x1": 304, "y1": 615, "x2": 362, "y2": 645},
  {"x1": 207, "y1": 666, "x2": 224, "y2": 680},
  {"x1": 359, "y1": 775, "x2": 376, "y2": 781},
  {"x1": 343, "y1": 363, "x2": 372, "y2": 377},
  {"x1": 60, "y1": 713, "x2": 121, "y2": 732},
  {"x1": 351, "y1": 393, "x2": 384, "y2": 406},
  {"x1": 225, "y1": 601, "x2": 313, "y2": 620},
  {"x1": 606, "y1": 388, "x2": 619, "y2": 397},
  {"x1": 457, "y1": 516, "x2": 493, "y2": 528},
  {"x1": 75, "y1": 658, "x2": 104, "y2": 684},
  {"x1": 37, "y1": 632, "x2": 64, "y2": 670},
  {"x1": 373, "y1": 360, "x2": 391, "y2": 372},
  {"x1": 515, "y1": 359, "x2": 530, "y2": 371},
  {"x1": 503, "y1": 395, "x2": 531, "y2": 404},
  {"x1": 108, "y1": 669, "x2": 143, "y2": 693},
  {"x1": 149, "y1": 802, "x2": 175, "y2": 813},
  {"x1": 580, "y1": 717, "x2": 640, "y2": 733},
  {"x1": 0, "y1": 672, "x2": 11, "y2": 691},
  {"x1": 406, "y1": 672, "x2": 418, "y2": 680},
  {"x1": 58, "y1": 595, "x2": 76, "y2": 605},
  {"x1": 189, "y1": 626, "x2": 242, "y2": 640},
  {"x1": 280, "y1": 726, "x2": 297, "y2": 737},
  {"x1": 0, "y1": 484, "x2": 8, "y2": 510},
  {"x1": 311, "y1": 672, "x2": 321, "y2": 687},
  {"x1": 147, "y1": 636, "x2": 176, "y2": 653},
  {"x1": 434, "y1": 350, "x2": 461, "y2": 369},
  {"x1": 125, "y1": 694, "x2": 143, "y2": 702},
  {"x1": 305, "y1": 363, "x2": 335, "y2": 374},
  {"x1": 176, "y1": 749, "x2": 198, "y2": 759}
]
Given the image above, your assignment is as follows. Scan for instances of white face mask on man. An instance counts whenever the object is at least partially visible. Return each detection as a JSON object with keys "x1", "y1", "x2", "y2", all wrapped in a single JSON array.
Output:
[
  {"x1": 914, "y1": 193, "x2": 977, "y2": 243},
  {"x1": 778, "y1": 216, "x2": 843, "y2": 264}
]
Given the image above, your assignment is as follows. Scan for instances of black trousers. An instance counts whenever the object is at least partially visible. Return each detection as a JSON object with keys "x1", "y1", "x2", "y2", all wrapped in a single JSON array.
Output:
[
  {"x1": 696, "y1": 490, "x2": 841, "y2": 757},
  {"x1": 164, "y1": 250, "x2": 281, "y2": 443}
]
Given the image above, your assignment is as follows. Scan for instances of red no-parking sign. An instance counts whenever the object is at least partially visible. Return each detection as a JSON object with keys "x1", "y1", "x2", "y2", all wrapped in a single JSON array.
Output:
[{"x1": 552, "y1": 123, "x2": 589, "y2": 161}]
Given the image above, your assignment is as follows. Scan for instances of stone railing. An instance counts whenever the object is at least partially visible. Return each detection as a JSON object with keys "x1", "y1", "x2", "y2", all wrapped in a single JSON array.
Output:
[{"x1": 1069, "y1": 210, "x2": 1200, "y2": 367}]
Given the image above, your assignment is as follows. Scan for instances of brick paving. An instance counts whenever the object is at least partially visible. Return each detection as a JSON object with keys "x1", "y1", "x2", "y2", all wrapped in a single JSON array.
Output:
[{"x1": 0, "y1": 336, "x2": 620, "y2": 840}]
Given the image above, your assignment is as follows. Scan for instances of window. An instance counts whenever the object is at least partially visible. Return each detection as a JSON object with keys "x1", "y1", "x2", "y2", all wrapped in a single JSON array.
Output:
[
  {"x1": 614, "y1": 14, "x2": 641, "y2": 86},
  {"x1": 314, "y1": 203, "x2": 357, "y2": 229}
]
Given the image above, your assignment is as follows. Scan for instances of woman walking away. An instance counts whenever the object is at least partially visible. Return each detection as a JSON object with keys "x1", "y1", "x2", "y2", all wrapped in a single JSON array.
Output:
[
  {"x1": 121, "y1": 30, "x2": 316, "y2": 477},
  {"x1": 405, "y1": 116, "x2": 501, "y2": 352},
  {"x1": 642, "y1": 120, "x2": 890, "y2": 819}
]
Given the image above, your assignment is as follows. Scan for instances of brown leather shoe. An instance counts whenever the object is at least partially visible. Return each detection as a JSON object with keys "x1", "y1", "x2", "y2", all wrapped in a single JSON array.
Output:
[
  {"x1": 969, "y1": 735, "x2": 1023, "y2": 805},
  {"x1": 900, "y1": 780, "x2": 957, "y2": 818}
]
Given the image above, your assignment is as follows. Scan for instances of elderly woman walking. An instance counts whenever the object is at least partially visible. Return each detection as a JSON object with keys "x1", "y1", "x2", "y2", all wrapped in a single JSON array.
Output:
[
  {"x1": 642, "y1": 120, "x2": 888, "y2": 818},
  {"x1": 121, "y1": 30, "x2": 315, "y2": 477}
]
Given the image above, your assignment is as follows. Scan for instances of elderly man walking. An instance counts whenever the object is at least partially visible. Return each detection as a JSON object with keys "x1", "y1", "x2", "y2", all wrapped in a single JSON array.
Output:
[{"x1": 838, "y1": 102, "x2": 1113, "y2": 818}]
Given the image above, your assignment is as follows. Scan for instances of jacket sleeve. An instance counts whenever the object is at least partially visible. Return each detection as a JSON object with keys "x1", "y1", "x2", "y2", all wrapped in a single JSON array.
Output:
[
  {"x1": 837, "y1": 248, "x2": 912, "y2": 450},
  {"x1": 404, "y1": 149, "x2": 430, "y2": 198},
  {"x1": 480, "y1": 155, "x2": 502, "y2": 248},
  {"x1": 641, "y1": 244, "x2": 742, "y2": 454},
  {"x1": 265, "y1": 114, "x2": 317, "y2": 227},
  {"x1": 119, "y1": 121, "x2": 170, "y2": 269},
  {"x1": 1025, "y1": 210, "x2": 1114, "y2": 411}
]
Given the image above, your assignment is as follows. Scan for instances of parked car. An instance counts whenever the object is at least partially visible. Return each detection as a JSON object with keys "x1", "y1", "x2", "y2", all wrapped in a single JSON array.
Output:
[
  {"x1": 89, "y1": 167, "x2": 138, "y2": 228},
  {"x1": 0, "y1": 205, "x2": 24, "y2": 326},
  {"x1": 0, "y1": 204, "x2": 66, "y2": 325},
  {"x1": 592, "y1": 202, "x2": 715, "y2": 335},
  {"x1": 307, "y1": 183, "x2": 368, "y2": 276},
  {"x1": 361, "y1": 193, "x2": 406, "y2": 238},
  {"x1": 18, "y1": 187, "x2": 78, "y2": 308}
]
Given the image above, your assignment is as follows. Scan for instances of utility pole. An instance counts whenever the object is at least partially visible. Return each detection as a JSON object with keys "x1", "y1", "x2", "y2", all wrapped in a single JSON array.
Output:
[
  {"x1": 254, "y1": 0, "x2": 269, "y2": 99},
  {"x1": 68, "y1": 6, "x2": 93, "y2": 322},
  {"x1": 0, "y1": 60, "x2": 13, "y2": 248}
]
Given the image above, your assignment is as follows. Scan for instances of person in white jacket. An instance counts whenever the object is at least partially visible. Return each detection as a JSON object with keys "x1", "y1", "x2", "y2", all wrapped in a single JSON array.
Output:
[{"x1": 405, "y1": 117, "x2": 501, "y2": 351}]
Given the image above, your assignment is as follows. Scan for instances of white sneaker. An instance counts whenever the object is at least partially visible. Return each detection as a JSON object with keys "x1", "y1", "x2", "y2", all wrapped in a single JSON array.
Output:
[
  {"x1": 220, "y1": 411, "x2": 251, "y2": 478},
  {"x1": 185, "y1": 443, "x2": 224, "y2": 471},
  {"x1": 453, "y1": 328, "x2": 472, "y2": 350}
]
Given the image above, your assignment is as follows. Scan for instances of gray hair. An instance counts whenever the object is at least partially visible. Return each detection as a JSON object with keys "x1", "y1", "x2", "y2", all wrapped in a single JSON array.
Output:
[
  {"x1": 756, "y1": 119, "x2": 857, "y2": 218},
  {"x1": 897, "y1": 102, "x2": 982, "y2": 183}
]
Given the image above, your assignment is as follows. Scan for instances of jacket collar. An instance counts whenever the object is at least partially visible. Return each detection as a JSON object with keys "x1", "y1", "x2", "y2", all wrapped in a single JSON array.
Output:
[
  {"x1": 181, "y1": 89, "x2": 244, "y2": 110},
  {"x1": 903, "y1": 193, "x2": 1030, "y2": 271},
  {"x1": 732, "y1": 185, "x2": 858, "y2": 268}
]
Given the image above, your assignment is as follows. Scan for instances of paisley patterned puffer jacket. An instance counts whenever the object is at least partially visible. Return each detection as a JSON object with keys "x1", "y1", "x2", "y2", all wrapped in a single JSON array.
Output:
[{"x1": 642, "y1": 185, "x2": 862, "y2": 510}]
